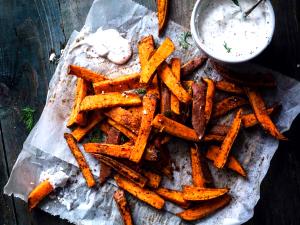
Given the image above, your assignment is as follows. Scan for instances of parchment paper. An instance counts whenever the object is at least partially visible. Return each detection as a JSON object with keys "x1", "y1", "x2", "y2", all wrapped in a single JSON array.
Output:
[{"x1": 4, "y1": 0, "x2": 300, "y2": 224}]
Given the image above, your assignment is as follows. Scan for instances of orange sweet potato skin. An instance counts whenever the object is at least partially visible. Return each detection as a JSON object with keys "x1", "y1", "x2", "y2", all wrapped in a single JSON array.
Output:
[
  {"x1": 215, "y1": 80, "x2": 244, "y2": 94},
  {"x1": 68, "y1": 64, "x2": 107, "y2": 83},
  {"x1": 83, "y1": 143, "x2": 132, "y2": 159},
  {"x1": 28, "y1": 180, "x2": 54, "y2": 210},
  {"x1": 142, "y1": 170, "x2": 161, "y2": 188},
  {"x1": 157, "y1": 0, "x2": 169, "y2": 36},
  {"x1": 182, "y1": 186, "x2": 229, "y2": 201},
  {"x1": 181, "y1": 56, "x2": 208, "y2": 77},
  {"x1": 155, "y1": 187, "x2": 190, "y2": 208},
  {"x1": 212, "y1": 96, "x2": 248, "y2": 118},
  {"x1": 113, "y1": 190, "x2": 134, "y2": 225},
  {"x1": 170, "y1": 58, "x2": 181, "y2": 115},
  {"x1": 203, "y1": 78, "x2": 215, "y2": 124}
]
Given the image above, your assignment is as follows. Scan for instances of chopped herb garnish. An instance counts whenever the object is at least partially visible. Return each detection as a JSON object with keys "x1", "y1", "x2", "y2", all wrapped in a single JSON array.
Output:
[
  {"x1": 21, "y1": 107, "x2": 36, "y2": 131},
  {"x1": 135, "y1": 88, "x2": 147, "y2": 95},
  {"x1": 179, "y1": 31, "x2": 192, "y2": 50},
  {"x1": 232, "y1": 0, "x2": 239, "y2": 6},
  {"x1": 120, "y1": 134, "x2": 128, "y2": 143},
  {"x1": 223, "y1": 41, "x2": 232, "y2": 53},
  {"x1": 89, "y1": 129, "x2": 105, "y2": 143}
]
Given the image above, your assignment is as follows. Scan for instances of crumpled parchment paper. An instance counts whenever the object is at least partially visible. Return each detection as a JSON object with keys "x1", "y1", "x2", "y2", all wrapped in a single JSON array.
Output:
[{"x1": 4, "y1": 0, "x2": 300, "y2": 224}]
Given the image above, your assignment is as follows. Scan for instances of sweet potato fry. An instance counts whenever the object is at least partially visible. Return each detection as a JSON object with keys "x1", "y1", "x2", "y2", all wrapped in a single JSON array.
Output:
[
  {"x1": 206, "y1": 145, "x2": 246, "y2": 177},
  {"x1": 212, "y1": 96, "x2": 248, "y2": 118},
  {"x1": 130, "y1": 93, "x2": 157, "y2": 163},
  {"x1": 68, "y1": 64, "x2": 107, "y2": 83},
  {"x1": 207, "y1": 124, "x2": 230, "y2": 136},
  {"x1": 192, "y1": 82, "x2": 207, "y2": 140},
  {"x1": 80, "y1": 93, "x2": 142, "y2": 111},
  {"x1": 127, "y1": 106, "x2": 143, "y2": 123},
  {"x1": 104, "y1": 107, "x2": 140, "y2": 134},
  {"x1": 158, "y1": 62, "x2": 192, "y2": 103},
  {"x1": 244, "y1": 88, "x2": 287, "y2": 140},
  {"x1": 107, "y1": 119, "x2": 137, "y2": 141},
  {"x1": 177, "y1": 194, "x2": 231, "y2": 221},
  {"x1": 114, "y1": 190, "x2": 134, "y2": 225},
  {"x1": 215, "y1": 80, "x2": 244, "y2": 95},
  {"x1": 203, "y1": 78, "x2": 215, "y2": 124},
  {"x1": 160, "y1": 81, "x2": 171, "y2": 115},
  {"x1": 214, "y1": 109, "x2": 243, "y2": 169},
  {"x1": 152, "y1": 114, "x2": 199, "y2": 141},
  {"x1": 28, "y1": 180, "x2": 54, "y2": 210},
  {"x1": 99, "y1": 121, "x2": 111, "y2": 135},
  {"x1": 190, "y1": 145, "x2": 213, "y2": 187},
  {"x1": 115, "y1": 174, "x2": 165, "y2": 209},
  {"x1": 155, "y1": 187, "x2": 190, "y2": 208},
  {"x1": 203, "y1": 134, "x2": 225, "y2": 142},
  {"x1": 71, "y1": 112, "x2": 104, "y2": 142},
  {"x1": 67, "y1": 78, "x2": 88, "y2": 127},
  {"x1": 93, "y1": 73, "x2": 142, "y2": 94},
  {"x1": 95, "y1": 154, "x2": 147, "y2": 187},
  {"x1": 143, "y1": 144, "x2": 159, "y2": 161},
  {"x1": 84, "y1": 143, "x2": 132, "y2": 159},
  {"x1": 64, "y1": 133, "x2": 96, "y2": 187},
  {"x1": 181, "y1": 56, "x2": 208, "y2": 77},
  {"x1": 170, "y1": 58, "x2": 181, "y2": 115},
  {"x1": 157, "y1": 0, "x2": 169, "y2": 35},
  {"x1": 183, "y1": 80, "x2": 194, "y2": 95},
  {"x1": 142, "y1": 170, "x2": 162, "y2": 188},
  {"x1": 182, "y1": 185, "x2": 229, "y2": 201},
  {"x1": 140, "y1": 37, "x2": 175, "y2": 84},
  {"x1": 211, "y1": 61, "x2": 276, "y2": 88}
]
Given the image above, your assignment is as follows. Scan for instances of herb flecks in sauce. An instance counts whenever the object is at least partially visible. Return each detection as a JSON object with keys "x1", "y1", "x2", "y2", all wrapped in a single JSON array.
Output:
[
  {"x1": 223, "y1": 42, "x2": 232, "y2": 53},
  {"x1": 179, "y1": 31, "x2": 192, "y2": 49}
]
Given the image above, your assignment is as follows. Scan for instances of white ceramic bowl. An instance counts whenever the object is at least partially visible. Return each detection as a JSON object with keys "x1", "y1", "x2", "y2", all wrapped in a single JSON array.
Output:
[{"x1": 190, "y1": 0, "x2": 275, "y2": 63}]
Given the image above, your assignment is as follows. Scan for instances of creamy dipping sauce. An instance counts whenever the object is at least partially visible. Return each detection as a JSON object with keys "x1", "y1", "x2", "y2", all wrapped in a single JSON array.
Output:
[{"x1": 194, "y1": 0, "x2": 274, "y2": 62}]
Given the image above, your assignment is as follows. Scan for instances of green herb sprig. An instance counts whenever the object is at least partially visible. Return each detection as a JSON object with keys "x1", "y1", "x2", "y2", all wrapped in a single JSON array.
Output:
[
  {"x1": 135, "y1": 88, "x2": 147, "y2": 95},
  {"x1": 89, "y1": 129, "x2": 105, "y2": 143},
  {"x1": 223, "y1": 41, "x2": 232, "y2": 53},
  {"x1": 21, "y1": 107, "x2": 36, "y2": 131},
  {"x1": 179, "y1": 31, "x2": 192, "y2": 50}
]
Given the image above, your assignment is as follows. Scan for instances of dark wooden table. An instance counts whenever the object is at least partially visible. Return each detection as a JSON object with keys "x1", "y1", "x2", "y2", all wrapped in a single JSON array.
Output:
[{"x1": 0, "y1": 0, "x2": 299, "y2": 224}]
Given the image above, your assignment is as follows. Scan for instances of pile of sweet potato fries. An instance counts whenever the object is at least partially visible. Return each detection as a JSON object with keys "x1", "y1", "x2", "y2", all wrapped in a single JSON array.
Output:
[{"x1": 28, "y1": 35, "x2": 286, "y2": 224}]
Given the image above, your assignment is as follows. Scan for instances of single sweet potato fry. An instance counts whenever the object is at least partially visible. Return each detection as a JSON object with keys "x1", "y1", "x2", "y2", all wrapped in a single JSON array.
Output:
[
  {"x1": 157, "y1": 0, "x2": 169, "y2": 35},
  {"x1": 95, "y1": 154, "x2": 147, "y2": 188},
  {"x1": 182, "y1": 185, "x2": 229, "y2": 201},
  {"x1": 127, "y1": 106, "x2": 143, "y2": 123},
  {"x1": 28, "y1": 180, "x2": 54, "y2": 210},
  {"x1": 142, "y1": 170, "x2": 162, "y2": 188},
  {"x1": 84, "y1": 143, "x2": 132, "y2": 159},
  {"x1": 215, "y1": 80, "x2": 244, "y2": 95},
  {"x1": 203, "y1": 78, "x2": 215, "y2": 124},
  {"x1": 158, "y1": 62, "x2": 192, "y2": 103},
  {"x1": 80, "y1": 92, "x2": 142, "y2": 111},
  {"x1": 155, "y1": 187, "x2": 190, "y2": 209},
  {"x1": 181, "y1": 56, "x2": 208, "y2": 77},
  {"x1": 207, "y1": 124, "x2": 230, "y2": 136},
  {"x1": 114, "y1": 190, "x2": 134, "y2": 225},
  {"x1": 107, "y1": 119, "x2": 137, "y2": 141},
  {"x1": 140, "y1": 37, "x2": 175, "y2": 84},
  {"x1": 68, "y1": 64, "x2": 107, "y2": 83},
  {"x1": 192, "y1": 82, "x2": 207, "y2": 140},
  {"x1": 212, "y1": 96, "x2": 248, "y2": 118},
  {"x1": 170, "y1": 58, "x2": 181, "y2": 115},
  {"x1": 67, "y1": 78, "x2": 88, "y2": 127},
  {"x1": 71, "y1": 112, "x2": 104, "y2": 142},
  {"x1": 160, "y1": 81, "x2": 171, "y2": 115},
  {"x1": 93, "y1": 73, "x2": 142, "y2": 94},
  {"x1": 152, "y1": 114, "x2": 199, "y2": 141},
  {"x1": 244, "y1": 88, "x2": 287, "y2": 140},
  {"x1": 177, "y1": 194, "x2": 231, "y2": 221},
  {"x1": 206, "y1": 145, "x2": 246, "y2": 177},
  {"x1": 130, "y1": 93, "x2": 157, "y2": 163},
  {"x1": 214, "y1": 109, "x2": 243, "y2": 169},
  {"x1": 64, "y1": 133, "x2": 96, "y2": 187},
  {"x1": 115, "y1": 174, "x2": 165, "y2": 209},
  {"x1": 203, "y1": 134, "x2": 225, "y2": 142},
  {"x1": 143, "y1": 144, "x2": 159, "y2": 161}
]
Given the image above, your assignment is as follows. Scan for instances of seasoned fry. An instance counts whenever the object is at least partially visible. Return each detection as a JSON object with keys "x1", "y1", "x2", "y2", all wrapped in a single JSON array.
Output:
[
  {"x1": 158, "y1": 62, "x2": 192, "y2": 103},
  {"x1": 203, "y1": 78, "x2": 215, "y2": 124},
  {"x1": 214, "y1": 109, "x2": 243, "y2": 169},
  {"x1": 114, "y1": 190, "x2": 134, "y2": 225},
  {"x1": 170, "y1": 58, "x2": 181, "y2": 115},
  {"x1": 115, "y1": 174, "x2": 165, "y2": 209},
  {"x1": 107, "y1": 119, "x2": 137, "y2": 141},
  {"x1": 208, "y1": 124, "x2": 230, "y2": 136},
  {"x1": 206, "y1": 145, "x2": 246, "y2": 177},
  {"x1": 67, "y1": 78, "x2": 88, "y2": 127},
  {"x1": 84, "y1": 143, "x2": 132, "y2": 159},
  {"x1": 80, "y1": 92, "x2": 142, "y2": 111},
  {"x1": 143, "y1": 144, "x2": 159, "y2": 161},
  {"x1": 95, "y1": 154, "x2": 147, "y2": 188},
  {"x1": 28, "y1": 180, "x2": 54, "y2": 210},
  {"x1": 157, "y1": 0, "x2": 169, "y2": 35},
  {"x1": 182, "y1": 185, "x2": 229, "y2": 201},
  {"x1": 71, "y1": 112, "x2": 104, "y2": 142},
  {"x1": 160, "y1": 82, "x2": 171, "y2": 115},
  {"x1": 181, "y1": 56, "x2": 208, "y2": 77},
  {"x1": 155, "y1": 187, "x2": 190, "y2": 208},
  {"x1": 203, "y1": 134, "x2": 225, "y2": 142},
  {"x1": 93, "y1": 73, "x2": 142, "y2": 94},
  {"x1": 192, "y1": 82, "x2": 207, "y2": 140},
  {"x1": 190, "y1": 145, "x2": 213, "y2": 187},
  {"x1": 177, "y1": 194, "x2": 231, "y2": 221},
  {"x1": 152, "y1": 114, "x2": 199, "y2": 141},
  {"x1": 212, "y1": 96, "x2": 248, "y2": 118},
  {"x1": 182, "y1": 80, "x2": 194, "y2": 95},
  {"x1": 244, "y1": 87, "x2": 287, "y2": 140},
  {"x1": 130, "y1": 93, "x2": 157, "y2": 163},
  {"x1": 127, "y1": 106, "x2": 143, "y2": 123},
  {"x1": 215, "y1": 80, "x2": 244, "y2": 95},
  {"x1": 68, "y1": 64, "x2": 107, "y2": 83},
  {"x1": 64, "y1": 133, "x2": 96, "y2": 187},
  {"x1": 140, "y1": 37, "x2": 175, "y2": 84},
  {"x1": 142, "y1": 170, "x2": 162, "y2": 188},
  {"x1": 104, "y1": 107, "x2": 140, "y2": 134}
]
